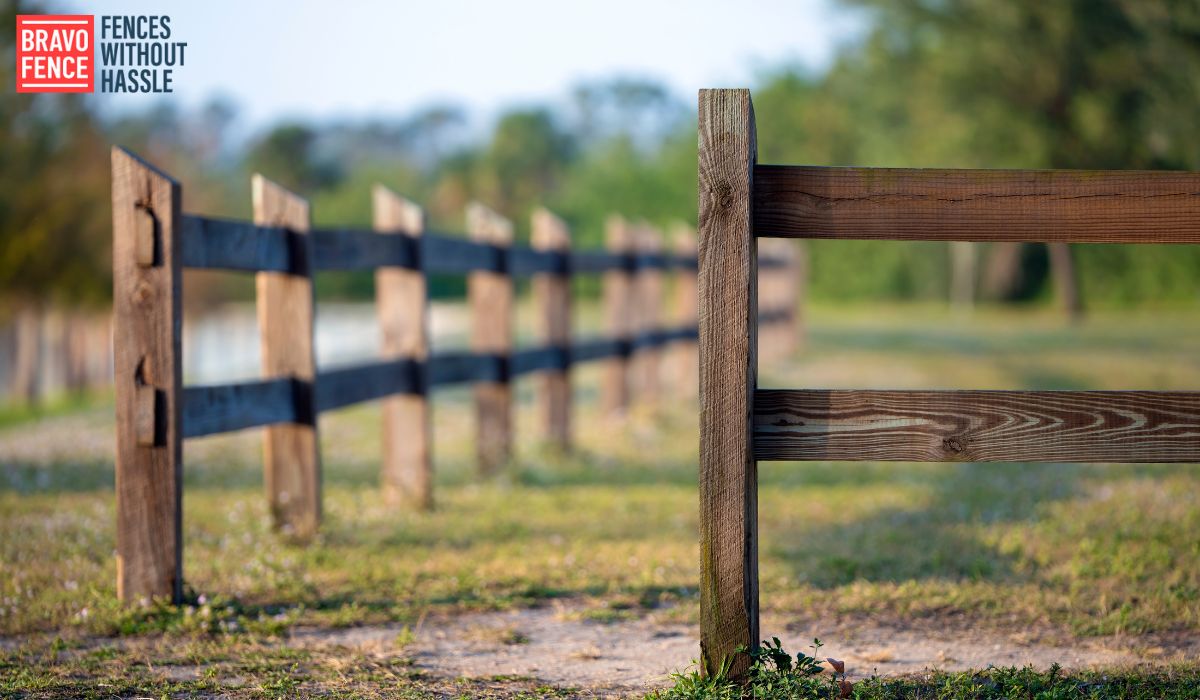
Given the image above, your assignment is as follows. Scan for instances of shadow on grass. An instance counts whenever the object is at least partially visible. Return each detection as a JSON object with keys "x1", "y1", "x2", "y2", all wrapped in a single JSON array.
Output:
[{"x1": 765, "y1": 461, "x2": 1085, "y2": 588}]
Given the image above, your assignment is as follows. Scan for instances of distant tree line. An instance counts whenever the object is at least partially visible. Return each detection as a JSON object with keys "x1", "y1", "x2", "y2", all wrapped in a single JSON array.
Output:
[{"x1": 3, "y1": 0, "x2": 1199, "y2": 315}]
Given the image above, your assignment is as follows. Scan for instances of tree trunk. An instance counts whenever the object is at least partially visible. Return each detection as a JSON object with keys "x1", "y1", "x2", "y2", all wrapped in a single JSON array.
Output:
[
  {"x1": 981, "y1": 242, "x2": 1025, "y2": 301},
  {"x1": 1048, "y1": 242, "x2": 1084, "y2": 322},
  {"x1": 950, "y1": 241, "x2": 977, "y2": 312}
]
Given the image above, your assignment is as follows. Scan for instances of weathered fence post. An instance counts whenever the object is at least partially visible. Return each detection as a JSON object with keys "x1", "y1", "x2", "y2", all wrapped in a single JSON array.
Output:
[
  {"x1": 601, "y1": 215, "x2": 633, "y2": 415},
  {"x1": 672, "y1": 225, "x2": 698, "y2": 396},
  {"x1": 698, "y1": 88, "x2": 758, "y2": 678},
  {"x1": 789, "y1": 241, "x2": 807, "y2": 354},
  {"x1": 633, "y1": 224, "x2": 663, "y2": 405},
  {"x1": 111, "y1": 147, "x2": 183, "y2": 603},
  {"x1": 758, "y1": 240, "x2": 779, "y2": 363},
  {"x1": 254, "y1": 175, "x2": 321, "y2": 539},
  {"x1": 374, "y1": 186, "x2": 432, "y2": 510},
  {"x1": 950, "y1": 241, "x2": 976, "y2": 313},
  {"x1": 467, "y1": 203, "x2": 513, "y2": 474},
  {"x1": 12, "y1": 307, "x2": 40, "y2": 405},
  {"x1": 532, "y1": 207, "x2": 572, "y2": 452},
  {"x1": 759, "y1": 239, "x2": 804, "y2": 362}
]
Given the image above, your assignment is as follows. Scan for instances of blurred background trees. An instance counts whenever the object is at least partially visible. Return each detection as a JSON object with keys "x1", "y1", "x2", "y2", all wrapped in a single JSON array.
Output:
[{"x1": 3, "y1": 0, "x2": 1200, "y2": 312}]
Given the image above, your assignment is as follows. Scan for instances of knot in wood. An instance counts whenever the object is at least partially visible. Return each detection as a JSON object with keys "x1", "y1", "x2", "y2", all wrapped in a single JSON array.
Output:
[
  {"x1": 132, "y1": 278, "x2": 155, "y2": 306},
  {"x1": 942, "y1": 436, "x2": 966, "y2": 454},
  {"x1": 710, "y1": 179, "x2": 734, "y2": 211}
]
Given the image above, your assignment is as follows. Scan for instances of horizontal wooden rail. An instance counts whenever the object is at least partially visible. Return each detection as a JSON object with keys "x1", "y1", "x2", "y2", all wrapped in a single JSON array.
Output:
[
  {"x1": 315, "y1": 359, "x2": 421, "y2": 412},
  {"x1": 312, "y1": 228, "x2": 416, "y2": 270},
  {"x1": 572, "y1": 250, "x2": 627, "y2": 273},
  {"x1": 181, "y1": 378, "x2": 298, "y2": 439},
  {"x1": 753, "y1": 164, "x2": 1200, "y2": 243},
  {"x1": 512, "y1": 346, "x2": 570, "y2": 375},
  {"x1": 757, "y1": 307, "x2": 793, "y2": 325},
  {"x1": 754, "y1": 389, "x2": 1200, "y2": 463},
  {"x1": 179, "y1": 215, "x2": 293, "y2": 273},
  {"x1": 428, "y1": 351, "x2": 505, "y2": 386},
  {"x1": 573, "y1": 337, "x2": 624, "y2": 362},
  {"x1": 511, "y1": 248, "x2": 568, "y2": 275},
  {"x1": 425, "y1": 235, "x2": 505, "y2": 274}
]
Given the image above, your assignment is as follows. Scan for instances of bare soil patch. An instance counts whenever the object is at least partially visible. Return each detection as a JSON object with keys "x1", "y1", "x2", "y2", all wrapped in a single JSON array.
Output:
[{"x1": 290, "y1": 603, "x2": 1200, "y2": 696}]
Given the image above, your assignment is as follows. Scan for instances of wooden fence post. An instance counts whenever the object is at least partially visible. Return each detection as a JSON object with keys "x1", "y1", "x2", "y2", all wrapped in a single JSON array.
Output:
[
  {"x1": 254, "y1": 175, "x2": 321, "y2": 540},
  {"x1": 790, "y1": 241, "x2": 807, "y2": 353},
  {"x1": 633, "y1": 224, "x2": 663, "y2": 405},
  {"x1": 698, "y1": 89, "x2": 759, "y2": 678},
  {"x1": 758, "y1": 240, "x2": 778, "y2": 363},
  {"x1": 467, "y1": 203, "x2": 513, "y2": 474},
  {"x1": 761, "y1": 238, "x2": 800, "y2": 362},
  {"x1": 532, "y1": 207, "x2": 572, "y2": 451},
  {"x1": 12, "y1": 307, "x2": 40, "y2": 405},
  {"x1": 601, "y1": 215, "x2": 633, "y2": 416},
  {"x1": 374, "y1": 186, "x2": 432, "y2": 510},
  {"x1": 672, "y1": 225, "x2": 698, "y2": 396},
  {"x1": 112, "y1": 146, "x2": 183, "y2": 603}
]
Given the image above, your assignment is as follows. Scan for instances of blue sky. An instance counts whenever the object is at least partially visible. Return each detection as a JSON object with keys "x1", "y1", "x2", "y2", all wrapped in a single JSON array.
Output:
[{"x1": 65, "y1": 0, "x2": 862, "y2": 128}]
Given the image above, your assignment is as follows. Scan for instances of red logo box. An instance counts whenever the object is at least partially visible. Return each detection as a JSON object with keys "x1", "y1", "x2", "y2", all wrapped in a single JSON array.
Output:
[{"x1": 15, "y1": 14, "x2": 94, "y2": 93}]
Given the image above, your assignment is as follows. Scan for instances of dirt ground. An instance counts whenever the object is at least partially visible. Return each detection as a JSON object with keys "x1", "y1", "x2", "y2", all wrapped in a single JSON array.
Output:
[{"x1": 280, "y1": 603, "x2": 1200, "y2": 696}]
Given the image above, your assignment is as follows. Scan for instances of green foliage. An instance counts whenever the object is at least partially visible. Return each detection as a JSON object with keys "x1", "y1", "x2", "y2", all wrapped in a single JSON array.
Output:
[
  {"x1": 0, "y1": 1, "x2": 112, "y2": 308},
  {"x1": 245, "y1": 123, "x2": 342, "y2": 193}
]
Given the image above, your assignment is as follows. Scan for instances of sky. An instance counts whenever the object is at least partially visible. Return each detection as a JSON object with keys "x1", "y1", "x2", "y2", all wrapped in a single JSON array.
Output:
[{"x1": 63, "y1": 0, "x2": 863, "y2": 129}]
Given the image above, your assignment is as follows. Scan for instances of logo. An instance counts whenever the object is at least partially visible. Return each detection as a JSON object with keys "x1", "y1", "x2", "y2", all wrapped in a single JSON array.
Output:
[
  {"x1": 16, "y1": 14, "x2": 94, "y2": 93},
  {"x1": 15, "y1": 14, "x2": 187, "y2": 94}
]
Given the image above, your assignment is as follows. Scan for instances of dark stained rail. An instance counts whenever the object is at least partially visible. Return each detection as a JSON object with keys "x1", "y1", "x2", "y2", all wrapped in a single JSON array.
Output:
[
  {"x1": 181, "y1": 378, "x2": 297, "y2": 439},
  {"x1": 179, "y1": 215, "x2": 293, "y2": 273},
  {"x1": 754, "y1": 389, "x2": 1200, "y2": 463}
]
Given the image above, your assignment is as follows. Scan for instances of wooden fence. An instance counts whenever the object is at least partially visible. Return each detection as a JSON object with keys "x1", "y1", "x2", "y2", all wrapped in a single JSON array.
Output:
[
  {"x1": 110, "y1": 147, "x2": 801, "y2": 603},
  {"x1": 0, "y1": 309, "x2": 112, "y2": 404},
  {"x1": 697, "y1": 88, "x2": 1200, "y2": 677}
]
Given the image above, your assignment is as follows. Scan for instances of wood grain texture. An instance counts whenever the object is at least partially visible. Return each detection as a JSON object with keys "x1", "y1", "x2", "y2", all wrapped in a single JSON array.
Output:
[
  {"x1": 632, "y1": 224, "x2": 664, "y2": 405},
  {"x1": 600, "y1": 216, "x2": 634, "y2": 415},
  {"x1": 112, "y1": 147, "x2": 183, "y2": 603},
  {"x1": 467, "y1": 202, "x2": 513, "y2": 475},
  {"x1": 754, "y1": 389, "x2": 1200, "y2": 463},
  {"x1": 754, "y1": 164, "x2": 1200, "y2": 243},
  {"x1": 254, "y1": 175, "x2": 321, "y2": 540},
  {"x1": 697, "y1": 88, "x2": 759, "y2": 678},
  {"x1": 374, "y1": 186, "x2": 433, "y2": 510},
  {"x1": 532, "y1": 207, "x2": 572, "y2": 451},
  {"x1": 671, "y1": 226, "x2": 699, "y2": 397}
]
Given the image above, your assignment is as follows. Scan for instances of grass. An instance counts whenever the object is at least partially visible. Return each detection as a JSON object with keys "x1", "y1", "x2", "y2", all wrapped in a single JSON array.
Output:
[
  {"x1": 653, "y1": 645, "x2": 1200, "y2": 699},
  {"x1": 2, "y1": 303, "x2": 1199, "y2": 697}
]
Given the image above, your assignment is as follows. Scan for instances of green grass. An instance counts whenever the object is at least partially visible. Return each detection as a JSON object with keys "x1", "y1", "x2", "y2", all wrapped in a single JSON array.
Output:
[
  {"x1": 0, "y1": 388, "x2": 111, "y2": 430},
  {"x1": 654, "y1": 653, "x2": 1200, "y2": 700},
  {"x1": 2, "y1": 303, "x2": 1199, "y2": 697}
]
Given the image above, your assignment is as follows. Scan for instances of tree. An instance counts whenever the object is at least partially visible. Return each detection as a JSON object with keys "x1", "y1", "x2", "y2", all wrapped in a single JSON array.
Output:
[{"x1": 244, "y1": 124, "x2": 342, "y2": 194}]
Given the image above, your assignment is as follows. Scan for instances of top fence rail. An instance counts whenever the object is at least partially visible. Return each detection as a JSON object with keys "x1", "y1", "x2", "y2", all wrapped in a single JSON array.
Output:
[{"x1": 753, "y1": 164, "x2": 1200, "y2": 243}]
